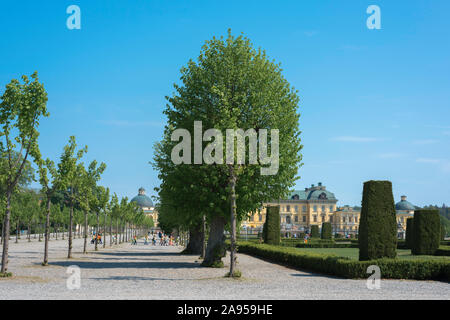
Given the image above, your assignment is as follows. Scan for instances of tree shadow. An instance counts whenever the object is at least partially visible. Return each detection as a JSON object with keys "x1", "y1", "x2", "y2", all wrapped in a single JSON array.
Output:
[
  {"x1": 46, "y1": 260, "x2": 200, "y2": 269},
  {"x1": 290, "y1": 273, "x2": 344, "y2": 280},
  {"x1": 89, "y1": 276, "x2": 183, "y2": 281},
  {"x1": 95, "y1": 251, "x2": 185, "y2": 257}
]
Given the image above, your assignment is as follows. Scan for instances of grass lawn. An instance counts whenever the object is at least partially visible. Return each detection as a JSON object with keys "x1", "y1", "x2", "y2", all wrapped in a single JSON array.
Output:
[{"x1": 295, "y1": 247, "x2": 450, "y2": 261}]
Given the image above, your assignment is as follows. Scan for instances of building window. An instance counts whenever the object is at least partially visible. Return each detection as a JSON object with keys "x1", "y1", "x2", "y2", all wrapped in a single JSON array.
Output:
[
  {"x1": 355, "y1": 216, "x2": 358, "y2": 223},
  {"x1": 313, "y1": 205, "x2": 317, "y2": 212},
  {"x1": 313, "y1": 215, "x2": 317, "y2": 222},
  {"x1": 286, "y1": 216, "x2": 291, "y2": 224},
  {"x1": 295, "y1": 205, "x2": 298, "y2": 213},
  {"x1": 302, "y1": 206, "x2": 307, "y2": 212},
  {"x1": 321, "y1": 205, "x2": 326, "y2": 212},
  {"x1": 295, "y1": 216, "x2": 298, "y2": 222},
  {"x1": 322, "y1": 215, "x2": 326, "y2": 222},
  {"x1": 302, "y1": 216, "x2": 306, "y2": 223},
  {"x1": 259, "y1": 214, "x2": 262, "y2": 222},
  {"x1": 330, "y1": 216, "x2": 333, "y2": 223},
  {"x1": 349, "y1": 217, "x2": 352, "y2": 223},
  {"x1": 330, "y1": 206, "x2": 334, "y2": 212},
  {"x1": 343, "y1": 217, "x2": 346, "y2": 223},
  {"x1": 286, "y1": 205, "x2": 290, "y2": 212}
]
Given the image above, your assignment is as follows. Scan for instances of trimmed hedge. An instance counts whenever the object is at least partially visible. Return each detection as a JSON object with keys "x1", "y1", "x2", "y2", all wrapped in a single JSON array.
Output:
[
  {"x1": 264, "y1": 206, "x2": 280, "y2": 245},
  {"x1": 236, "y1": 241, "x2": 450, "y2": 281},
  {"x1": 412, "y1": 209, "x2": 441, "y2": 255},
  {"x1": 434, "y1": 246, "x2": 450, "y2": 257},
  {"x1": 405, "y1": 218, "x2": 414, "y2": 249},
  {"x1": 359, "y1": 180, "x2": 397, "y2": 261},
  {"x1": 321, "y1": 222, "x2": 332, "y2": 240},
  {"x1": 311, "y1": 225, "x2": 319, "y2": 238}
]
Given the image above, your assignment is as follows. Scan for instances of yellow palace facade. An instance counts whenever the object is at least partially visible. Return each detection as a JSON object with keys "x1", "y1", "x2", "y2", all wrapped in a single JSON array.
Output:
[{"x1": 242, "y1": 183, "x2": 360, "y2": 236}]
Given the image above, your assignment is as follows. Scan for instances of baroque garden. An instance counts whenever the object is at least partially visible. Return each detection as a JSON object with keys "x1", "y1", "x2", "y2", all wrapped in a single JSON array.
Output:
[{"x1": 0, "y1": 31, "x2": 449, "y2": 299}]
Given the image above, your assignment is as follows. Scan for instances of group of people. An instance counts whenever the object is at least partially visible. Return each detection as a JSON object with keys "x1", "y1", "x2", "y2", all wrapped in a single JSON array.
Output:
[
  {"x1": 141, "y1": 231, "x2": 178, "y2": 246},
  {"x1": 90, "y1": 232, "x2": 102, "y2": 244}
]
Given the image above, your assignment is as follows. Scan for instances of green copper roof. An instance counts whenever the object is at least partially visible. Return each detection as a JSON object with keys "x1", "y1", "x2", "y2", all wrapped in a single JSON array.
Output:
[
  {"x1": 395, "y1": 199, "x2": 415, "y2": 211},
  {"x1": 288, "y1": 184, "x2": 337, "y2": 201},
  {"x1": 130, "y1": 194, "x2": 154, "y2": 208}
]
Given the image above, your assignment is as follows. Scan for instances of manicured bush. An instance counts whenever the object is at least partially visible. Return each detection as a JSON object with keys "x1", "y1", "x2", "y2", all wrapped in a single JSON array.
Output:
[
  {"x1": 263, "y1": 206, "x2": 280, "y2": 245},
  {"x1": 237, "y1": 241, "x2": 450, "y2": 281},
  {"x1": 321, "y1": 222, "x2": 332, "y2": 240},
  {"x1": 359, "y1": 180, "x2": 397, "y2": 261},
  {"x1": 335, "y1": 233, "x2": 343, "y2": 239},
  {"x1": 310, "y1": 225, "x2": 319, "y2": 238},
  {"x1": 405, "y1": 218, "x2": 414, "y2": 249},
  {"x1": 412, "y1": 209, "x2": 441, "y2": 255}
]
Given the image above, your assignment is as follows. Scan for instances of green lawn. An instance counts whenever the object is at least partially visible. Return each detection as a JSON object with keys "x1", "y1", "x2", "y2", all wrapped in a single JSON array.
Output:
[{"x1": 295, "y1": 247, "x2": 450, "y2": 261}]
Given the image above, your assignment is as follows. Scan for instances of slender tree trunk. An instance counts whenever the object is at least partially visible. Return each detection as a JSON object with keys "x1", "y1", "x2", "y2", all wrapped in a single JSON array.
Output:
[
  {"x1": 1, "y1": 191, "x2": 12, "y2": 274},
  {"x1": 68, "y1": 203, "x2": 73, "y2": 259},
  {"x1": 202, "y1": 215, "x2": 226, "y2": 267},
  {"x1": 201, "y1": 215, "x2": 207, "y2": 258},
  {"x1": 56, "y1": 224, "x2": 58, "y2": 240},
  {"x1": 115, "y1": 220, "x2": 118, "y2": 245},
  {"x1": 38, "y1": 224, "x2": 42, "y2": 242},
  {"x1": 110, "y1": 218, "x2": 112, "y2": 247},
  {"x1": 43, "y1": 198, "x2": 51, "y2": 266},
  {"x1": 62, "y1": 224, "x2": 65, "y2": 240},
  {"x1": 83, "y1": 211, "x2": 88, "y2": 254},
  {"x1": 15, "y1": 221, "x2": 19, "y2": 243},
  {"x1": 229, "y1": 165, "x2": 238, "y2": 276},
  {"x1": 103, "y1": 213, "x2": 106, "y2": 249},
  {"x1": 95, "y1": 213, "x2": 99, "y2": 251},
  {"x1": 28, "y1": 223, "x2": 31, "y2": 242}
]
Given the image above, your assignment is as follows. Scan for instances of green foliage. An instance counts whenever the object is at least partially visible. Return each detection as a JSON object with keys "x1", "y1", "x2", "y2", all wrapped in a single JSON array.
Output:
[
  {"x1": 310, "y1": 225, "x2": 319, "y2": 238},
  {"x1": 435, "y1": 246, "x2": 450, "y2": 257},
  {"x1": 405, "y1": 218, "x2": 414, "y2": 249},
  {"x1": 321, "y1": 222, "x2": 332, "y2": 240},
  {"x1": 412, "y1": 209, "x2": 441, "y2": 255},
  {"x1": 264, "y1": 206, "x2": 280, "y2": 245},
  {"x1": 236, "y1": 241, "x2": 450, "y2": 281},
  {"x1": 359, "y1": 180, "x2": 397, "y2": 261}
]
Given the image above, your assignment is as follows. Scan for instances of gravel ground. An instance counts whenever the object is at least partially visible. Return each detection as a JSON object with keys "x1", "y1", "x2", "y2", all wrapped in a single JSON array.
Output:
[{"x1": 0, "y1": 236, "x2": 449, "y2": 300}]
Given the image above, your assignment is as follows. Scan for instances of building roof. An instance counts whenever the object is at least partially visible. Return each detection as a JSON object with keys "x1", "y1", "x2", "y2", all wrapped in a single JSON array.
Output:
[
  {"x1": 395, "y1": 195, "x2": 415, "y2": 211},
  {"x1": 288, "y1": 183, "x2": 337, "y2": 201},
  {"x1": 130, "y1": 187, "x2": 154, "y2": 208}
]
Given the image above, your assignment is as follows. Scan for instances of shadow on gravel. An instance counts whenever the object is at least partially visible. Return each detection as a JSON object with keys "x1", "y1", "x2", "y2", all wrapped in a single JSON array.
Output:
[
  {"x1": 95, "y1": 251, "x2": 184, "y2": 257},
  {"x1": 90, "y1": 276, "x2": 180, "y2": 281},
  {"x1": 290, "y1": 273, "x2": 343, "y2": 280},
  {"x1": 46, "y1": 260, "x2": 200, "y2": 269}
]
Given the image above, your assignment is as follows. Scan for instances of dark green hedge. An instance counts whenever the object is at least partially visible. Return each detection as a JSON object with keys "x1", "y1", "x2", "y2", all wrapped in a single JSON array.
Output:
[
  {"x1": 435, "y1": 246, "x2": 450, "y2": 257},
  {"x1": 311, "y1": 225, "x2": 319, "y2": 238},
  {"x1": 296, "y1": 243, "x2": 358, "y2": 248},
  {"x1": 321, "y1": 222, "x2": 332, "y2": 240},
  {"x1": 412, "y1": 209, "x2": 441, "y2": 255},
  {"x1": 359, "y1": 180, "x2": 397, "y2": 261},
  {"x1": 405, "y1": 218, "x2": 414, "y2": 249},
  {"x1": 237, "y1": 241, "x2": 450, "y2": 281},
  {"x1": 264, "y1": 206, "x2": 280, "y2": 245}
]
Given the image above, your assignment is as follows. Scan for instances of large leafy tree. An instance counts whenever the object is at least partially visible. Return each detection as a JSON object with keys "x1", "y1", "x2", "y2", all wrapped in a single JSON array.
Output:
[
  {"x1": 0, "y1": 72, "x2": 49, "y2": 275},
  {"x1": 155, "y1": 31, "x2": 302, "y2": 275}
]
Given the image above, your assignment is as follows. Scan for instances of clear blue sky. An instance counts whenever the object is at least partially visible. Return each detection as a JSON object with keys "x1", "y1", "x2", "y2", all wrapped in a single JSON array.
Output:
[{"x1": 1, "y1": 0, "x2": 449, "y2": 207}]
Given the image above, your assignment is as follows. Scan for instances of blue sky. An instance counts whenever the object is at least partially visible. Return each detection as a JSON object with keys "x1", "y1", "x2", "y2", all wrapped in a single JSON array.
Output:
[{"x1": 1, "y1": 0, "x2": 449, "y2": 207}]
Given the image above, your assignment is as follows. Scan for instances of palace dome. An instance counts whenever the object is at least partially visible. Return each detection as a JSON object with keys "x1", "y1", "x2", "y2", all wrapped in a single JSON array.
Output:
[
  {"x1": 130, "y1": 187, "x2": 153, "y2": 208},
  {"x1": 395, "y1": 195, "x2": 415, "y2": 211}
]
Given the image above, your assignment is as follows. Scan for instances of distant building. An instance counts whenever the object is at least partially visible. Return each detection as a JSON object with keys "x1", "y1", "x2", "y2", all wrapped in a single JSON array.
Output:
[
  {"x1": 395, "y1": 195, "x2": 416, "y2": 239},
  {"x1": 130, "y1": 187, "x2": 159, "y2": 227}
]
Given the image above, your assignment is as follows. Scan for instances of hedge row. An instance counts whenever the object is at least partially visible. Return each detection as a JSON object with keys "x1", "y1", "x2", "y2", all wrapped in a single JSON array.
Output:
[
  {"x1": 236, "y1": 241, "x2": 450, "y2": 281},
  {"x1": 435, "y1": 246, "x2": 450, "y2": 257}
]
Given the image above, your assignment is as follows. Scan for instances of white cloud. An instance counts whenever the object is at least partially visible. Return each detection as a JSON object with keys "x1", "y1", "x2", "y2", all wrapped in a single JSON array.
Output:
[
  {"x1": 331, "y1": 136, "x2": 381, "y2": 142},
  {"x1": 416, "y1": 158, "x2": 450, "y2": 173}
]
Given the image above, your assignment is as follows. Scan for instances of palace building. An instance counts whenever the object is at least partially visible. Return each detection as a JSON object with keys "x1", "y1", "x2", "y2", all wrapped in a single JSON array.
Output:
[
  {"x1": 242, "y1": 182, "x2": 360, "y2": 236},
  {"x1": 130, "y1": 187, "x2": 159, "y2": 227},
  {"x1": 395, "y1": 195, "x2": 416, "y2": 239}
]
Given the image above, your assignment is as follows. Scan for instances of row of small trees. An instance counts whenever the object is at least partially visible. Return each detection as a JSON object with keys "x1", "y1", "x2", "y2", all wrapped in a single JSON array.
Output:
[{"x1": 0, "y1": 72, "x2": 153, "y2": 276}]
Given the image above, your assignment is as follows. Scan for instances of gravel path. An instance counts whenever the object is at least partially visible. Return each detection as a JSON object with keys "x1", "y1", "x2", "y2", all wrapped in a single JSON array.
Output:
[{"x1": 0, "y1": 236, "x2": 449, "y2": 300}]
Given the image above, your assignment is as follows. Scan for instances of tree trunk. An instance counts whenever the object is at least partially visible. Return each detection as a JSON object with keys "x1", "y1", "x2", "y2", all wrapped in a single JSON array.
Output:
[
  {"x1": 95, "y1": 213, "x2": 99, "y2": 251},
  {"x1": 83, "y1": 211, "x2": 88, "y2": 254},
  {"x1": 202, "y1": 215, "x2": 226, "y2": 267},
  {"x1": 182, "y1": 222, "x2": 203, "y2": 255},
  {"x1": 68, "y1": 203, "x2": 73, "y2": 259},
  {"x1": 1, "y1": 191, "x2": 12, "y2": 274},
  {"x1": 201, "y1": 215, "x2": 207, "y2": 258},
  {"x1": 110, "y1": 218, "x2": 113, "y2": 247},
  {"x1": 115, "y1": 220, "x2": 118, "y2": 245},
  {"x1": 15, "y1": 221, "x2": 19, "y2": 243},
  {"x1": 28, "y1": 223, "x2": 31, "y2": 242},
  {"x1": 229, "y1": 165, "x2": 238, "y2": 276},
  {"x1": 43, "y1": 198, "x2": 51, "y2": 265}
]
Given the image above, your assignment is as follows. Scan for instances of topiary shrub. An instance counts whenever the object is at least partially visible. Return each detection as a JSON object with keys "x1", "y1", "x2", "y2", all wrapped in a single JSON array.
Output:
[
  {"x1": 405, "y1": 218, "x2": 414, "y2": 249},
  {"x1": 321, "y1": 222, "x2": 332, "y2": 240},
  {"x1": 359, "y1": 180, "x2": 397, "y2": 261},
  {"x1": 310, "y1": 225, "x2": 319, "y2": 238},
  {"x1": 263, "y1": 206, "x2": 280, "y2": 245},
  {"x1": 412, "y1": 209, "x2": 441, "y2": 255}
]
